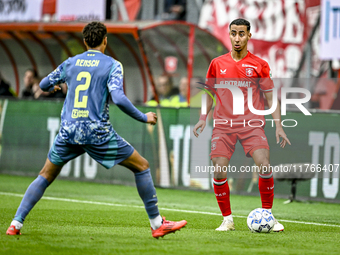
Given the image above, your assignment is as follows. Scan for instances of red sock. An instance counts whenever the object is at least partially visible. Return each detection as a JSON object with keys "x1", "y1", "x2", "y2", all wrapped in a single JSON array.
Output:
[
  {"x1": 213, "y1": 178, "x2": 231, "y2": 216},
  {"x1": 258, "y1": 173, "x2": 274, "y2": 209}
]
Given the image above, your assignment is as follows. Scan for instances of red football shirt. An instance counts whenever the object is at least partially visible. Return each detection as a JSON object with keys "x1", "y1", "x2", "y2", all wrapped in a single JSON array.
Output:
[{"x1": 206, "y1": 51, "x2": 274, "y2": 133}]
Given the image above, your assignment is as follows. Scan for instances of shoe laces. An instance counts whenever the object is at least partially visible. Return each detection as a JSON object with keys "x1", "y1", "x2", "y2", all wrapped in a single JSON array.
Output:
[
  {"x1": 162, "y1": 219, "x2": 174, "y2": 226},
  {"x1": 221, "y1": 218, "x2": 233, "y2": 225}
]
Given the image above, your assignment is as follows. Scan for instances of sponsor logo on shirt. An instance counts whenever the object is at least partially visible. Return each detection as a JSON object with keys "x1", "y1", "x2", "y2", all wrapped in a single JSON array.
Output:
[
  {"x1": 220, "y1": 69, "x2": 227, "y2": 74},
  {"x1": 72, "y1": 109, "x2": 89, "y2": 118},
  {"x1": 242, "y1": 64, "x2": 257, "y2": 69},
  {"x1": 219, "y1": 80, "x2": 251, "y2": 87}
]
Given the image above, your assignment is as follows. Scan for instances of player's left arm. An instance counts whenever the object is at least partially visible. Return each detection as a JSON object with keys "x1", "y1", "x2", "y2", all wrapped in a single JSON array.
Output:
[
  {"x1": 260, "y1": 61, "x2": 290, "y2": 148},
  {"x1": 40, "y1": 62, "x2": 67, "y2": 93},
  {"x1": 264, "y1": 92, "x2": 291, "y2": 148},
  {"x1": 108, "y1": 61, "x2": 156, "y2": 125},
  {"x1": 40, "y1": 78, "x2": 61, "y2": 93}
]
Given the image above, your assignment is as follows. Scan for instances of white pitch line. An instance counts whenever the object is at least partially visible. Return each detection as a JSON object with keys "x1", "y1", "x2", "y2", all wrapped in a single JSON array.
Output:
[
  {"x1": 0, "y1": 99, "x2": 8, "y2": 135},
  {"x1": 1, "y1": 191, "x2": 340, "y2": 228}
]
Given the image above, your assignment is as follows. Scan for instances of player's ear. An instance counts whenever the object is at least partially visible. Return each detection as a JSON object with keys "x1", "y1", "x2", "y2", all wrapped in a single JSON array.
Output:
[
  {"x1": 83, "y1": 39, "x2": 88, "y2": 48},
  {"x1": 103, "y1": 36, "x2": 107, "y2": 46},
  {"x1": 248, "y1": 32, "x2": 252, "y2": 39}
]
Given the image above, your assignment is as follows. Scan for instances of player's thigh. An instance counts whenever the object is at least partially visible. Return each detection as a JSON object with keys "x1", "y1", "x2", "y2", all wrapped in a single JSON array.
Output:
[
  {"x1": 48, "y1": 136, "x2": 85, "y2": 166},
  {"x1": 39, "y1": 158, "x2": 63, "y2": 184},
  {"x1": 210, "y1": 132, "x2": 237, "y2": 162},
  {"x1": 83, "y1": 131, "x2": 135, "y2": 170},
  {"x1": 47, "y1": 136, "x2": 85, "y2": 182}
]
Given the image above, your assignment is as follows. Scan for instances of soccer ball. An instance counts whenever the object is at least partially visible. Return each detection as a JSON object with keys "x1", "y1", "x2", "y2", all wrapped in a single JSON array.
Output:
[{"x1": 247, "y1": 208, "x2": 274, "y2": 233}]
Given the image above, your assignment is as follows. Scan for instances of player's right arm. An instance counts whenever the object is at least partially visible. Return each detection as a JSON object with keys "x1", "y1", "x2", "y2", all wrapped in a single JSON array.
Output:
[
  {"x1": 193, "y1": 94, "x2": 213, "y2": 137},
  {"x1": 193, "y1": 60, "x2": 215, "y2": 137},
  {"x1": 39, "y1": 62, "x2": 66, "y2": 92},
  {"x1": 108, "y1": 61, "x2": 157, "y2": 125}
]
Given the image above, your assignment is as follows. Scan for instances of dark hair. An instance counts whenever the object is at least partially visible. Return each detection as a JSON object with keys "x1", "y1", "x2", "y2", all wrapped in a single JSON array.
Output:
[
  {"x1": 229, "y1": 18, "x2": 251, "y2": 31},
  {"x1": 158, "y1": 74, "x2": 174, "y2": 87},
  {"x1": 191, "y1": 76, "x2": 204, "y2": 84},
  {"x1": 83, "y1": 22, "x2": 107, "y2": 48},
  {"x1": 26, "y1": 68, "x2": 38, "y2": 78}
]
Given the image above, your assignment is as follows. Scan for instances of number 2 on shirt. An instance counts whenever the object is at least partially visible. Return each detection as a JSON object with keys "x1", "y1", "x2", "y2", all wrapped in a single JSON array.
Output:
[{"x1": 74, "y1": 71, "x2": 91, "y2": 108}]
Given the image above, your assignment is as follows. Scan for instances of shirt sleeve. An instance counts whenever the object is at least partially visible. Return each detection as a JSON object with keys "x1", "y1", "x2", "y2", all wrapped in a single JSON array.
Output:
[
  {"x1": 107, "y1": 61, "x2": 124, "y2": 92},
  {"x1": 40, "y1": 61, "x2": 67, "y2": 92},
  {"x1": 259, "y1": 62, "x2": 274, "y2": 92},
  {"x1": 205, "y1": 59, "x2": 216, "y2": 95},
  {"x1": 108, "y1": 61, "x2": 147, "y2": 123}
]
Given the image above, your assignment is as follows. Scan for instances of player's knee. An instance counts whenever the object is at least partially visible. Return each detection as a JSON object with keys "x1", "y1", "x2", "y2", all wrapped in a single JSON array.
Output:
[
  {"x1": 143, "y1": 160, "x2": 150, "y2": 171},
  {"x1": 214, "y1": 171, "x2": 227, "y2": 180},
  {"x1": 260, "y1": 162, "x2": 271, "y2": 174},
  {"x1": 39, "y1": 159, "x2": 63, "y2": 183},
  {"x1": 212, "y1": 157, "x2": 229, "y2": 168},
  {"x1": 39, "y1": 170, "x2": 52, "y2": 183},
  {"x1": 140, "y1": 157, "x2": 149, "y2": 171},
  {"x1": 261, "y1": 160, "x2": 270, "y2": 167},
  {"x1": 39, "y1": 165, "x2": 51, "y2": 178}
]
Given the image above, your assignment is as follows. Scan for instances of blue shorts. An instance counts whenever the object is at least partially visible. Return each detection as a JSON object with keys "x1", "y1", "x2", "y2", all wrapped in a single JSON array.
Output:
[{"x1": 48, "y1": 131, "x2": 134, "y2": 169}]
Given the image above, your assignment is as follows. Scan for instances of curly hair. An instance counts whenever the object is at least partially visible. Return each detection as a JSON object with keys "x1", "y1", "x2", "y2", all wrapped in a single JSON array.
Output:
[{"x1": 82, "y1": 22, "x2": 107, "y2": 48}]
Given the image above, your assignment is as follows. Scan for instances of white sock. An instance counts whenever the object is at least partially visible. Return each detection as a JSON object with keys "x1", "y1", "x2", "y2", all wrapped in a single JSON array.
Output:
[
  {"x1": 224, "y1": 214, "x2": 233, "y2": 222},
  {"x1": 11, "y1": 220, "x2": 23, "y2": 230},
  {"x1": 150, "y1": 215, "x2": 163, "y2": 230}
]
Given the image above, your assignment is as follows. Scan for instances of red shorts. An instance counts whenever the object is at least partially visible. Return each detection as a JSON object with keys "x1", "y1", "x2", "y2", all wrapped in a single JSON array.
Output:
[{"x1": 210, "y1": 128, "x2": 269, "y2": 160}]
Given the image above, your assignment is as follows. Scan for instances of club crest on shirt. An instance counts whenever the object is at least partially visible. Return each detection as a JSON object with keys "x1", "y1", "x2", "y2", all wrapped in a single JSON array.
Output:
[
  {"x1": 245, "y1": 68, "x2": 254, "y2": 77},
  {"x1": 211, "y1": 142, "x2": 217, "y2": 151},
  {"x1": 220, "y1": 69, "x2": 227, "y2": 74}
]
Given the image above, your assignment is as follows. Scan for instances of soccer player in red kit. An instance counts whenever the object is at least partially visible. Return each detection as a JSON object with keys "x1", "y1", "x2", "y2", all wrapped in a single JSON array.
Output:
[{"x1": 193, "y1": 18, "x2": 291, "y2": 231}]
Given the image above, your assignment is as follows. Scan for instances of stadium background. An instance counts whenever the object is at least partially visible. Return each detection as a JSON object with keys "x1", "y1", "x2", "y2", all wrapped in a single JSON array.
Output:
[{"x1": 0, "y1": 0, "x2": 339, "y2": 203}]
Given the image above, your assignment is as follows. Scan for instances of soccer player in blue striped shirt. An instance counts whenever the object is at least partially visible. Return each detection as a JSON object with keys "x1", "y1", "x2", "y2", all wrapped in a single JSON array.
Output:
[{"x1": 6, "y1": 22, "x2": 186, "y2": 238}]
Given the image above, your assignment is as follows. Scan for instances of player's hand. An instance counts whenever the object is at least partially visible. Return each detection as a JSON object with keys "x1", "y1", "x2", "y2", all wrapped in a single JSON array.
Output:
[
  {"x1": 276, "y1": 127, "x2": 291, "y2": 148},
  {"x1": 146, "y1": 112, "x2": 157, "y2": 125},
  {"x1": 50, "y1": 85, "x2": 61, "y2": 94},
  {"x1": 193, "y1": 120, "x2": 206, "y2": 137}
]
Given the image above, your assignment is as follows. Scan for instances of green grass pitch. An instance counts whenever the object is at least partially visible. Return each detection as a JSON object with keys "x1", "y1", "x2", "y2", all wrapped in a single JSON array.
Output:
[{"x1": 0, "y1": 174, "x2": 339, "y2": 255}]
